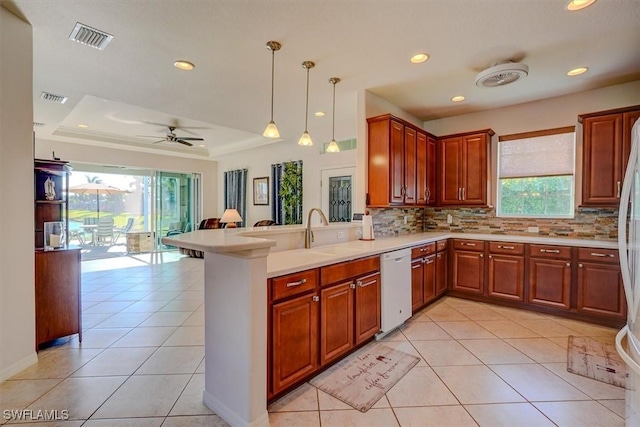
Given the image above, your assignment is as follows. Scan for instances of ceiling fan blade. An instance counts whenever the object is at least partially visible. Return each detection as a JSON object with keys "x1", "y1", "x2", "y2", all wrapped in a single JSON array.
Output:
[
  {"x1": 136, "y1": 135, "x2": 163, "y2": 138},
  {"x1": 151, "y1": 139, "x2": 166, "y2": 144},
  {"x1": 176, "y1": 137, "x2": 204, "y2": 141},
  {"x1": 176, "y1": 139, "x2": 194, "y2": 146}
]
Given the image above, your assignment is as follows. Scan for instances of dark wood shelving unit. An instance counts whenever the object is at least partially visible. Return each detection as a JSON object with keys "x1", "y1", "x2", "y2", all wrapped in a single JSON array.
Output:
[{"x1": 34, "y1": 159, "x2": 82, "y2": 349}]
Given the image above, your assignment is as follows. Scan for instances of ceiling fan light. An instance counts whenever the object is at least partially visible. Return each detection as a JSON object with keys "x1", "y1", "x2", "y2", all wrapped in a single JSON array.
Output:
[
  {"x1": 174, "y1": 60, "x2": 195, "y2": 71},
  {"x1": 326, "y1": 140, "x2": 340, "y2": 153},
  {"x1": 567, "y1": 67, "x2": 588, "y2": 76},
  {"x1": 298, "y1": 131, "x2": 313, "y2": 146},
  {"x1": 566, "y1": 0, "x2": 596, "y2": 11},
  {"x1": 263, "y1": 121, "x2": 280, "y2": 138}
]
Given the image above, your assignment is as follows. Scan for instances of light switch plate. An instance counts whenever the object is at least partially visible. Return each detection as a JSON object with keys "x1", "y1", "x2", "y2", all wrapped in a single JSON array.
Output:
[{"x1": 528, "y1": 226, "x2": 539, "y2": 233}]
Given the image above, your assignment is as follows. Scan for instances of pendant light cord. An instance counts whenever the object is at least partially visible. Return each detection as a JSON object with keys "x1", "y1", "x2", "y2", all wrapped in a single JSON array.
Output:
[
  {"x1": 331, "y1": 81, "x2": 336, "y2": 140},
  {"x1": 304, "y1": 67, "x2": 310, "y2": 132},
  {"x1": 270, "y1": 49, "x2": 275, "y2": 122}
]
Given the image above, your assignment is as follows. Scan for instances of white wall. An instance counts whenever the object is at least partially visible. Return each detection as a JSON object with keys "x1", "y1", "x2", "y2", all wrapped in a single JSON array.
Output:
[
  {"x1": 214, "y1": 140, "x2": 356, "y2": 227},
  {"x1": 35, "y1": 139, "x2": 219, "y2": 218},
  {"x1": 0, "y1": 5, "x2": 37, "y2": 381}
]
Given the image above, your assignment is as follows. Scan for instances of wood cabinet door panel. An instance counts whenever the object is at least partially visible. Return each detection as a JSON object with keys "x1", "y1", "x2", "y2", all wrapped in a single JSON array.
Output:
[
  {"x1": 390, "y1": 120, "x2": 405, "y2": 204},
  {"x1": 271, "y1": 294, "x2": 319, "y2": 393},
  {"x1": 462, "y1": 134, "x2": 487, "y2": 204},
  {"x1": 416, "y1": 131, "x2": 428, "y2": 205},
  {"x1": 426, "y1": 136, "x2": 437, "y2": 205},
  {"x1": 452, "y1": 250, "x2": 484, "y2": 294},
  {"x1": 355, "y1": 272, "x2": 381, "y2": 344},
  {"x1": 488, "y1": 254, "x2": 524, "y2": 301},
  {"x1": 411, "y1": 259, "x2": 424, "y2": 312},
  {"x1": 436, "y1": 252, "x2": 448, "y2": 296},
  {"x1": 528, "y1": 258, "x2": 571, "y2": 309},
  {"x1": 321, "y1": 282, "x2": 355, "y2": 365},
  {"x1": 582, "y1": 114, "x2": 623, "y2": 205},
  {"x1": 577, "y1": 262, "x2": 626, "y2": 319},
  {"x1": 439, "y1": 137, "x2": 462, "y2": 205},
  {"x1": 423, "y1": 254, "x2": 437, "y2": 304},
  {"x1": 404, "y1": 126, "x2": 417, "y2": 205}
]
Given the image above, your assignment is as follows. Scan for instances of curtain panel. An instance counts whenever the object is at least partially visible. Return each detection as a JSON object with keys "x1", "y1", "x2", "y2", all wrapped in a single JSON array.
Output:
[
  {"x1": 223, "y1": 168, "x2": 247, "y2": 227},
  {"x1": 271, "y1": 160, "x2": 303, "y2": 225}
]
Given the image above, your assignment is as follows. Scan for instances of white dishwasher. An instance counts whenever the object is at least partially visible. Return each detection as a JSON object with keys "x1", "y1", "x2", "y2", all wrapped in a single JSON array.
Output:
[{"x1": 377, "y1": 248, "x2": 412, "y2": 339}]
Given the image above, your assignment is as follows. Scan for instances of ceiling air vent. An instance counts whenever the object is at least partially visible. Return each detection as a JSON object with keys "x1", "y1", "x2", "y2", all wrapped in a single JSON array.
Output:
[
  {"x1": 33, "y1": 122, "x2": 46, "y2": 127},
  {"x1": 475, "y1": 61, "x2": 529, "y2": 88},
  {"x1": 40, "y1": 92, "x2": 68, "y2": 104},
  {"x1": 68, "y1": 22, "x2": 113, "y2": 50}
]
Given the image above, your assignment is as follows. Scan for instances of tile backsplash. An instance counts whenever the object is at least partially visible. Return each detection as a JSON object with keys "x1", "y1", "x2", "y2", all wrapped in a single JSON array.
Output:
[{"x1": 370, "y1": 206, "x2": 619, "y2": 240}]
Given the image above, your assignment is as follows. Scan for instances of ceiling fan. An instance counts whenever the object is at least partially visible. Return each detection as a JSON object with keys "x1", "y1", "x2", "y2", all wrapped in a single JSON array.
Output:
[{"x1": 137, "y1": 124, "x2": 205, "y2": 147}]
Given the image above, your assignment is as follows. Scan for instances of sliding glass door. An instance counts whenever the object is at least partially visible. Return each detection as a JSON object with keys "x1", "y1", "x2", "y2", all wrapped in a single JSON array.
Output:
[{"x1": 155, "y1": 171, "x2": 201, "y2": 250}]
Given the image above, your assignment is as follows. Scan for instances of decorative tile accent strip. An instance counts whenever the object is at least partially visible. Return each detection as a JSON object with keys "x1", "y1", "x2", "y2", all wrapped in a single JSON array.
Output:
[{"x1": 369, "y1": 207, "x2": 618, "y2": 241}]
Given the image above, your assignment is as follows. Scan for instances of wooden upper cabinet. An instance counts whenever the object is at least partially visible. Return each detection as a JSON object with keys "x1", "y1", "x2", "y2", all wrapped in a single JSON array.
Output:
[
  {"x1": 438, "y1": 130, "x2": 492, "y2": 206},
  {"x1": 367, "y1": 114, "x2": 436, "y2": 207},
  {"x1": 580, "y1": 105, "x2": 640, "y2": 206}
]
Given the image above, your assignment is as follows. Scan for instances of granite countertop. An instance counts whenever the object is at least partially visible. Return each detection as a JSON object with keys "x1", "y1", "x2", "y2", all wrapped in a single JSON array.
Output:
[{"x1": 162, "y1": 227, "x2": 619, "y2": 278}]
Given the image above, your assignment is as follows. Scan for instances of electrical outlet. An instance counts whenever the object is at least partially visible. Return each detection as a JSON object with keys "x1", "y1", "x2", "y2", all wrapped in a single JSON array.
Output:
[
  {"x1": 337, "y1": 231, "x2": 345, "y2": 239},
  {"x1": 527, "y1": 226, "x2": 539, "y2": 233},
  {"x1": 404, "y1": 215, "x2": 408, "y2": 224},
  {"x1": 447, "y1": 214, "x2": 453, "y2": 224}
]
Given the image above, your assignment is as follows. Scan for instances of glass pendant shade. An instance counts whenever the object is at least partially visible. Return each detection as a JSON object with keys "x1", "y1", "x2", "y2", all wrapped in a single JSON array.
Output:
[
  {"x1": 298, "y1": 61, "x2": 315, "y2": 146},
  {"x1": 264, "y1": 41, "x2": 281, "y2": 139},
  {"x1": 326, "y1": 139, "x2": 340, "y2": 153},
  {"x1": 298, "y1": 131, "x2": 313, "y2": 146},
  {"x1": 263, "y1": 121, "x2": 280, "y2": 138}
]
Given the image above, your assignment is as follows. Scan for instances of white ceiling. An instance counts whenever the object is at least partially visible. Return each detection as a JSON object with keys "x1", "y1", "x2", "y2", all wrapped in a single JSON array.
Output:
[{"x1": 7, "y1": 0, "x2": 640, "y2": 160}]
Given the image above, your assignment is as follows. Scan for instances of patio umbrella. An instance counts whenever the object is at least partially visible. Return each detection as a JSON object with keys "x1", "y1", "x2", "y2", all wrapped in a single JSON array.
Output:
[{"x1": 67, "y1": 182, "x2": 129, "y2": 221}]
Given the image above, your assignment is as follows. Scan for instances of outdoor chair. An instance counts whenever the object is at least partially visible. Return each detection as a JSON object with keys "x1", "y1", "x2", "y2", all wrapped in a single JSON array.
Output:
[
  {"x1": 177, "y1": 218, "x2": 223, "y2": 258},
  {"x1": 96, "y1": 217, "x2": 115, "y2": 246},
  {"x1": 253, "y1": 219, "x2": 277, "y2": 227},
  {"x1": 113, "y1": 217, "x2": 135, "y2": 244}
]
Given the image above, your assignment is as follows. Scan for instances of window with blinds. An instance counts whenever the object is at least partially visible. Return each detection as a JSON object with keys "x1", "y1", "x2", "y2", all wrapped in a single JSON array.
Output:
[{"x1": 497, "y1": 127, "x2": 575, "y2": 218}]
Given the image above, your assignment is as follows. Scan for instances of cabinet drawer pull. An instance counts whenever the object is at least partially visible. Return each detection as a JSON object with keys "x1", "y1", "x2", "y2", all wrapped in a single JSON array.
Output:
[
  {"x1": 358, "y1": 279, "x2": 377, "y2": 288},
  {"x1": 312, "y1": 295, "x2": 319, "y2": 302},
  {"x1": 412, "y1": 264, "x2": 421, "y2": 269},
  {"x1": 286, "y1": 278, "x2": 307, "y2": 287},
  {"x1": 420, "y1": 248, "x2": 428, "y2": 252},
  {"x1": 350, "y1": 282, "x2": 356, "y2": 289},
  {"x1": 540, "y1": 249, "x2": 560, "y2": 253},
  {"x1": 566, "y1": 262, "x2": 571, "y2": 267},
  {"x1": 461, "y1": 242, "x2": 476, "y2": 247},
  {"x1": 424, "y1": 259, "x2": 434, "y2": 264},
  {"x1": 590, "y1": 252, "x2": 614, "y2": 258},
  {"x1": 498, "y1": 245, "x2": 515, "y2": 249},
  {"x1": 437, "y1": 253, "x2": 443, "y2": 258}
]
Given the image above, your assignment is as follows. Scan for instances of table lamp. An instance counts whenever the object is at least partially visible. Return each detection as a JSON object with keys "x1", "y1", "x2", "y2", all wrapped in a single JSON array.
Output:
[{"x1": 221, "y1": 208, "x2": 243, "y2": 228}]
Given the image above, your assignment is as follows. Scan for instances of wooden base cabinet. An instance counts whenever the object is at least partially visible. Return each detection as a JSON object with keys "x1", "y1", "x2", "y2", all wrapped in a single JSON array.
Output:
[
  {"x1": 35, "y1": 249, "x2": 81, "y2": 347},
  {"x1": 576, "y1": 248, "x2": 626, "y2": 319},
  {"x1": 320, "y1": 282, "x2": 354, "y2": 365},
  {"x1": 451, "y1": 239, "x2": 485, "y2": 295},
  {"x1": 355, "y1": 272, "x2": 381, "y2": 344},
  {"x1": 528, "y1": 245, "x2": 572, "y2": 310},
  {"x1": 411, "y1": 243, "x2": 437, "y2": 312},
  {"x1": 487, "y1": 242, "x2": 525, "y2": 302}
]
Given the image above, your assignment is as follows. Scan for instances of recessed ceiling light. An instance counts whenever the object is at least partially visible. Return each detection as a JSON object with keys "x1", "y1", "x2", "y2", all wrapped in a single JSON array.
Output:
[
  {"x1": 174, "y1": 60, "x2": 195, "y2": 71},
  {"x1": 565, "y1": 0, "x2": 597, "y2": 11},
  {"x1": 451, "y1": 95, "x2": 466, "y2": 102},
  {"x1": 410, "y1": 53, "x2": 429, "y2": 64},
  {"x1": 77, "y1": 124, "x2": 88, "y2": 128},
  {"x1": 314, "y1": 111, "x2": 326, "y2": 117},
  {"x1": 567, "y1": 67, "x2": 588, "y2": 76}
]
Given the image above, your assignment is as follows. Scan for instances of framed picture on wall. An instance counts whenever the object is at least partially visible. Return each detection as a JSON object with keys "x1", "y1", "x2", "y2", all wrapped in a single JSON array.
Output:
[{"x1": 253, "y1": 177, "x2": 269, "y2": 205}]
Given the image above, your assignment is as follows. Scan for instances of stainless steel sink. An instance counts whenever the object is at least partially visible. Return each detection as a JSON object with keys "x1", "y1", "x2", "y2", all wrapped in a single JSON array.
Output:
[{"x1": 308, "y1": 246, "x2": 363, "y2": 256}]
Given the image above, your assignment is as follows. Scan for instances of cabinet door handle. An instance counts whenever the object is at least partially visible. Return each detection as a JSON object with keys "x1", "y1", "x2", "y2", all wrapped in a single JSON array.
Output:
[
  {"x1": 579, "y1": 263, "x2": 583, "y2": 268},
  {"x1": 350, "y1": 282, "x2": 356, "y2": 289},
  {"x1": 540, "y1": 249, "x2": 560, "y2": 253},
  {"x1": 617, "y1": 181, "x2": 622, "y2": 198},
  {"x1": 590, "y1": 252, "x2": 614, "y2": 258},
  {"x1": 458, "y1": 188, "x2": 462, "y2": 200},
  {"x1": 566, "y1": 262, "x2": 571, "y2": 267},
  {"x1": 480, "y1": 253, "x2": 484, "y2": 258},
  {"x1": 489, "y1": 255, "x2": 492, "y2": 259},
  {"x1": 461, "y1": 242, "x2": 476, "y2": 247},
  {"x1": 312, "y1": 295, "x2": 320, "y2": 302},
  {"x1": 462, "y1": 187, "x2": 465, "y2": 200},
  {"x1": 437, "y1": 253, "x2": 443, "y2": 259},
  {"x1": 425, "y1": 259, "x2": 434, "y2": 264},
  {"x1": 498, "y1": 245, "x2": 515, "y2": 249},
  {"x1": 426, "y1": 188, "x2": 431, "y2": 202},
  {"x1": 358, "y1": 279, "x2": 377, "y2": 288},
  {"x1": 286, "y1": 278, "x2": 307, "y2": 287},
  {"x1": 412, "y1": 264, "x2": 421, "y2": 270}
]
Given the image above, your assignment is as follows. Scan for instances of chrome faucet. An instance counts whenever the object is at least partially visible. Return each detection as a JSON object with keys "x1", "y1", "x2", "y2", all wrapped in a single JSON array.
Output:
[{"x1": 305, "y1": 208, "x2": 329, "y2": 248}]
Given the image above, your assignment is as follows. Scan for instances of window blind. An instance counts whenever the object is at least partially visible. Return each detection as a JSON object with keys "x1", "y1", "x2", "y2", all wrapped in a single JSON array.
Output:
[{"x1": 499, "y1": 132, "x2": 575, "y2": 179}]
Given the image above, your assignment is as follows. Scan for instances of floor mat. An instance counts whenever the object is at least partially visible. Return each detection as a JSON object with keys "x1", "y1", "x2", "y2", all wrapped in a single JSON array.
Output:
[
  {"x1": 310, "y1": 342, "x2": 419, "y2": 412},
  {"x1": 567, "y1": 335, "x2": 628, "y2": 388}
]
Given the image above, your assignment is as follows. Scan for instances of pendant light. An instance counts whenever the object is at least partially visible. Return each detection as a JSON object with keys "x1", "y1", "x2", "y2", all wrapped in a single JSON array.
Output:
[
  {"x1": 263, "y1": 41, "x2": 281, "y2": 138},
  {"x1": 326, "y1": 77, "x2": 341, "y2": 153},
  {"x1": 298, "y1": 61, "x2": 315, "y2": 146}
]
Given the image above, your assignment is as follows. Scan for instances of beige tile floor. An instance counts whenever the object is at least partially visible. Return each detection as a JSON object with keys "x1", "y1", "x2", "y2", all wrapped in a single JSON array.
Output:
[{"x1": 0, "y1": 253, "x2": 628, "y2": 426}]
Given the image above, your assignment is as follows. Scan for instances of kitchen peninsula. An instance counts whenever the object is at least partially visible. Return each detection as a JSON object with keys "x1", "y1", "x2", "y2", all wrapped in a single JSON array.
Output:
[{"x1": 163, "y1": 225, "x2": 623, "y2": 427}]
